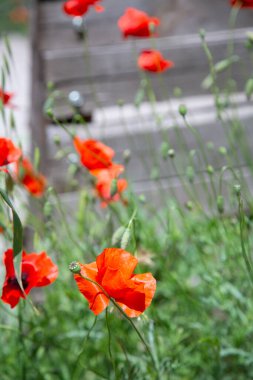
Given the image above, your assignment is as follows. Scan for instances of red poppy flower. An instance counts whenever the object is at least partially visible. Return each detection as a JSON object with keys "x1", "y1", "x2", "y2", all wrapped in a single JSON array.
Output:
[
  {"x1": 73, "y1": 248, "x2": 156, "y2": 317},
  {"x1": 63, "y1": 0, "x2": 104, "y2": 16},
  {"x1": 0, "y1": 88, "x2": 14, "y2": 107},
  {"x1": 95, "y1": 164, "x2": 128, "y2": 207},
  {"x1": 0, "y1": 138, "x2": 22, "y2": 167},
  {"x1": 138, "y1": 50, "x2": 174, "y2": 73},
  {"x1": 73, "y1": 137, "x2": 115, "y2": 174},
  {"x1": 118, "y1": 8, "x2": 160, "y2": 38},
  {"x1": 230, "y1": 0, "x2": 253, "y2": 7},
  {"x1": 15, "y1": 157, "x2": 47, "y2": 197},
  {"x1": 1, "y1": 249, "x2": 58, "y2": 308}
]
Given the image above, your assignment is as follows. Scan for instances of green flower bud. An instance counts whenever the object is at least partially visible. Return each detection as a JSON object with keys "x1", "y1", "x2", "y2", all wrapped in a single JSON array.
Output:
[
  {"x1": 206, "y1": 165, "x2": 214, "y2": 175},
  {"x1": 218, "y1": 146, "x2": 227, "y2": 155},
  {"x1": 199, "y1": 29, "x2": 206, "y2": 39},
  {"x1": 178, "y1": 104, "x2": 187, "y2": 117},
  {"x1": 47, "y1": 81, "x2": 55, "y2": 91},
  {"x1": 217, "y1": 195, "x2": 224, "y2": 214},
  {"x1": 46, "y1": 108, "x2": 54, "y2": 119},
  {"x1": 233, "y1": 184, "x2": 241, "y2": 196},
  {"x1": 185, "y1": 201, "x2": 193, "y2": 211},
  {"x1": 123, "y1": 149, "x2": 131, "y2": 163},
  {"x1": 139, "y1": 194, "x2": 146, "y2": 204},
  {"x1": 168, "y1": 149, "x2": 175, "y2": 158}
]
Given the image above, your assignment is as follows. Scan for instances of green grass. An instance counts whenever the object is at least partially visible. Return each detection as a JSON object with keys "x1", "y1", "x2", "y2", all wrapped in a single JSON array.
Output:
[{"x1": 1, "y1": 195, "x2": 253, "y2": 379}]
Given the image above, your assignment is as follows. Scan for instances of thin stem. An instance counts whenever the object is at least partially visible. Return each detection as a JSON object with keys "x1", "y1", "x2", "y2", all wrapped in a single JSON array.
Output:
[
  {"x1": 75, "y1": 271, "x2": 159, "y2": 375},
  {"x1": 18, "y1": 302, "x2": 27, "y2": 380},
  {"x1": 237, "y1": 192, "x2": 253, "y2": 287},
  {"x1": 72, "y1": 316, "x2": 98, "y2": 380},
  {"x1": 106, "y1": 308, "x2": 118, "y2": 379}
]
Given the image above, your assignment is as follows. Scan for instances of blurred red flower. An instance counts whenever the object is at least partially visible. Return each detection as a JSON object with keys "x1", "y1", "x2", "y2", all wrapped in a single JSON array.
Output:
[
  {"x1": 73, "y1": 248, "x2": 156, "y2": 317},
  {"x1": 73, "y1": 137, "x2": 115, "y2": 174},
  {"x1": 1, "y1": 249, "x2": 58, "y2": 308},
  {"x1": 15, "y1": 158, "x2": 47, "y2": 197},
  {"x1": 230, "y1": 0, "x2": 253, "y2": 7},
  {"x1": 138, "y1": 50, "x2": 174, "y2": 73},
  {"x1": 118, "y1": 8, "x2": 160, "y2": 38},
  {"x1": 0, "y1": 88, "x2": 14, "y2": 107},
  {"x1": 0, "y1": 138, "x2": 21, "y2": 167},
  {"x1": 9, "y1": 6, "x2": 29, "y2": 24},
  {"x1": 63, "y1": 0, "x2": 104, "y2": 16},
  {"x1": 95, "y1": 164, "x2": 128, "y2": 207}
]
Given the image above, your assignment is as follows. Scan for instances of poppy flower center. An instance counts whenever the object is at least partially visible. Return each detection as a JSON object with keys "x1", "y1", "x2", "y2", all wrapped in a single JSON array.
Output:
[{"x1": 7, "y1": 273, "x2": 29, "y2": 290}]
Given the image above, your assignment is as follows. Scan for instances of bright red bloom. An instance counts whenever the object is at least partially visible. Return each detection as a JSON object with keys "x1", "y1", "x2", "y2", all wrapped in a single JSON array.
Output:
[
  {"x1": 95, "y1": 164, "x2": 128, "y2": 207},
  {"x1": 0, "y1": 88, "x2": 14, "y2": 107},
  {"x1": 0, "y1": 138, "x2": 22, "y2": 167},
  {"x1": 138, "y1": 50, "x2": 174, "y2": 73},
  {"x1": 230, "y1": 0, "x2": 253, "y2": 7},
  {"x1": 118, "y1": 8, "x2": 160, "y2": 38},
  {"x1": 15, "y1": 157, "x2": 47, "y2": 197},
  {"x1": 73, "y1": 248, "x2": 156, "y2": 317},
  {"x1": 63, "y1": 0, "x2": 104, "y2": 16},
  {"x1": 1, "y1": 249, "x2": 58, "y2": 308},
  {"x1": 73, "y1": 137, "x2": 115, "y2": 174}
]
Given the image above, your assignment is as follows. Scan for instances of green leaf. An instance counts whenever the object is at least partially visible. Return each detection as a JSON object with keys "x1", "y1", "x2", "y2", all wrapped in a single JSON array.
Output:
[{"x1": 0, "y1": 188, "x2": 23, "y2": 256}]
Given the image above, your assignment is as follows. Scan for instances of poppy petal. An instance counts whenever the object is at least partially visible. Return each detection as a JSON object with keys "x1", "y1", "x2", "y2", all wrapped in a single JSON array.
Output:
[
  {"x1": 1, "y1": 249, "x2": 39, "y2": 308},
  {"x1": 74, "y1": 262, "x2": 109, "y2": 315},
  {"x1": 73, "y1": 137, "x2": 114, "y2": 172},
  {"x1": 117, "y1": 273, "x2": 156, "y2": 317},
  {"x1": 96, "y1": 248, "x2": 138, "y2": 290},
  {"x1": 23, "y1": 252, "x2": 58, "y2": 287}
]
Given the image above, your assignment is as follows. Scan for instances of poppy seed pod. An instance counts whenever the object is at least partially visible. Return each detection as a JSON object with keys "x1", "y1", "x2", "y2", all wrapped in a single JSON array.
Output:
[{"x1": 69, "y1": 261, "x2": 81, "y2": 274}]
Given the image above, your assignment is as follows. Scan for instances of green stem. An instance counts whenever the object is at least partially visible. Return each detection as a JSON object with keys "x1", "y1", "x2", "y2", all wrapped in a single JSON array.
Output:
[
  {"x1": 237, "y1": 192, "x2": 253, "y2": 287},
  {"x1": 76, "y1": 271, "x2": 159, "y2": 375},
  {"x1": 106, "y1": 308, "x2": 118, "y2": 379},
  {"x1": 72, "y1": 317, "x2": 98, "y2": 380},
  {"x1": 18, "y1": 302, "x2": 27, "y2": 380}
]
